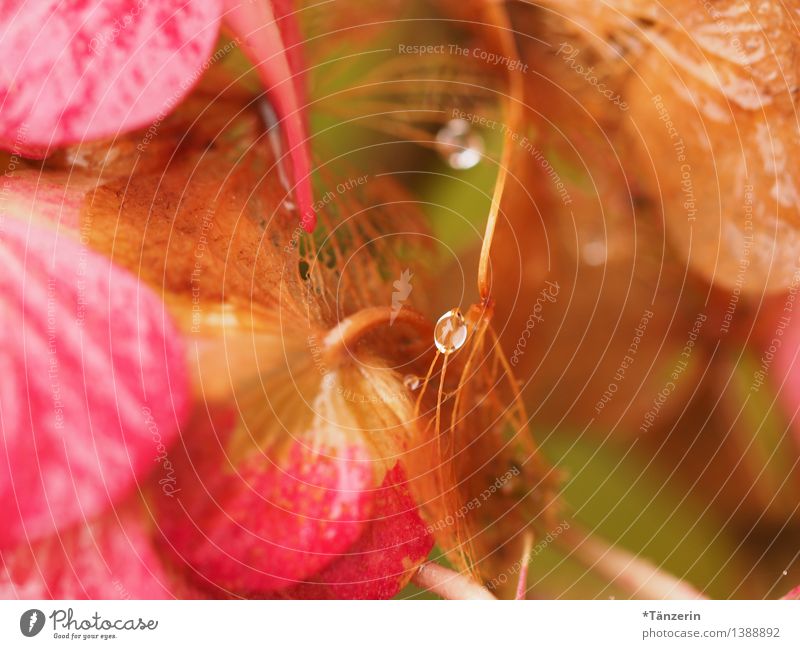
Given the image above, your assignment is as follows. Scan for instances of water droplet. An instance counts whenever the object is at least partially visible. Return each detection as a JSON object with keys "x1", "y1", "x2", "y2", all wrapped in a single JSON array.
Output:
[
  {"x1": 581, "y1": 240, "x2": 606, "y2": 266},
  {"x1": 404, "y1": 374, "x2": 422, "y2": 391},
  {"x1": 783, "y1": 570, "x2": 789, "y2": 576},
  {"x1": 436, "y1": 119, "x2": 483, "y2": 170},
  {"x1": 434, "y1": 308, "x2": 469, "y2": 354}
]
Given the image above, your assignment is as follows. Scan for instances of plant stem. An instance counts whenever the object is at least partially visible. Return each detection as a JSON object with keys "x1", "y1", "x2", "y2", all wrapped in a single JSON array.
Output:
[
  {"x1": 412, "y1": 563, "x2": 496, "y2": 600},
  {"x1": 558, "y1": 524, "x2": 706, "y2": 599},
  {"x1": 477, "y1": 0, "x2": 524, "y2": 300},
  {"x1": 516, "y1": 533, "x2": 534, "y2": 600}
]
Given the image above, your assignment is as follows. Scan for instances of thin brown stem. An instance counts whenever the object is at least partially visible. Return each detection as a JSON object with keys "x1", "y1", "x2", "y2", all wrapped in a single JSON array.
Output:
[
  {"x1": 477, "y1": 0, "x2": 525, "y2": 300},
  {"x1": 414, "y1": 351, "x2": 441, "y2": 418}
]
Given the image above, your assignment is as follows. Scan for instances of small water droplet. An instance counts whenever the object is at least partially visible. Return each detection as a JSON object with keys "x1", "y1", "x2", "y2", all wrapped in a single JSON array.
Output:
[
  {"x1": 581, "y1": 240, "x2": 607, "y2": 266},
  {"x1": 436, "y1": 119, "x2": 483, "y2": 170},
  {"x1": 783, "y1": 569, "x2": 789, "y2": 576},
  {"x1": 404, "y1": 374, "x2": 422, "y2": 391},
  {"x1": 434, "y1": 308, "x2": 469, "y2": 354}
]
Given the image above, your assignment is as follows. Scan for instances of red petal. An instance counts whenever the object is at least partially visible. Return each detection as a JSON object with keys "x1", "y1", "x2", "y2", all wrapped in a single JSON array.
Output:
[
  {"x1": 160, "y1": 410, "x2": 374, "y2": 595},
  {"x1": 0, "y1": 0, "x2": 222, "y2": 156},
  {"x1": 782, "y1": 584, "x2": 800, "y2": 600},
  {"x1": 0, "y1": 503, "x2": 173, "y2": 599},
  {"x1": 0, "y1": 216, "x2": 190, "y2": 548},
  {"x1": 287, "y1": 465, "x2": 434, "y2": 599},
  {"x1": 223, "y1": 0, "x2": 315, "y2": 230}
]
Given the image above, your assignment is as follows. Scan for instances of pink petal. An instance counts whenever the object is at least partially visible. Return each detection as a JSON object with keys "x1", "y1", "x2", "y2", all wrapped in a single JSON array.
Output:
[
  {"x1": 0, "y1": 216, "x2": 189, "y2": 549},
  {"x1": 287, "y1": 465, "x2": 434, "y2": 599},
  {"x1": 0, "y1": 503, "x2": 173, "y2": 599},
  {"x1": 223, "y1": 0, "x2": 315, "y2": 231},
  {"x1": 159, "y1": 410, "x2": 374, "y2": 595},
  {"x1": 0, "y1": 0, "x2": 223, "y2": 156},
  {"x1": 771, "y1": 316, "x2": 800, "y2": 446}
]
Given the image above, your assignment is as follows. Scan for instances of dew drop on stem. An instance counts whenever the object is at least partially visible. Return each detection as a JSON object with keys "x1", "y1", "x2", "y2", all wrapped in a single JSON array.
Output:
[
  {"x1": 434, "y1": 308, "x2": 469, "y2": 354},
  {"x1": 436, "y1": 118, "x2": 483, "y2": 170}
]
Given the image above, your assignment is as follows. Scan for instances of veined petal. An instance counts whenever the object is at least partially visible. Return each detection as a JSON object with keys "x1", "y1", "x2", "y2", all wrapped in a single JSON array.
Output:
[
  {"x1": 0, "y1": 216, "x2": 189, "y2": 548},
  {"x1": 0, "y1": 0, "x2": 223, "y2": 156},
  {"x1": 159, "y1": 409, "x2": 375, "y2": 595},
  {"x1": 0, "y1": 502, "x2": 175, "y2": 599},
  {"x1": 223, "y1": 0, "x2": 315, "y2": 230},
  {"x1": 287, "y1": 464, "x2": 433, "y2": 599}
]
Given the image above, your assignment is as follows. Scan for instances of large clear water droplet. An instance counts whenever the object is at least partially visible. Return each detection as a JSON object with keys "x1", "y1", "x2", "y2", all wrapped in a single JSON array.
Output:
[
  {"x1": 436, "y1": 119, "x2": 483, "y2": 170},
  {"x1": 434, "y1": 308, "x2": 469, "y2": 354}
]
